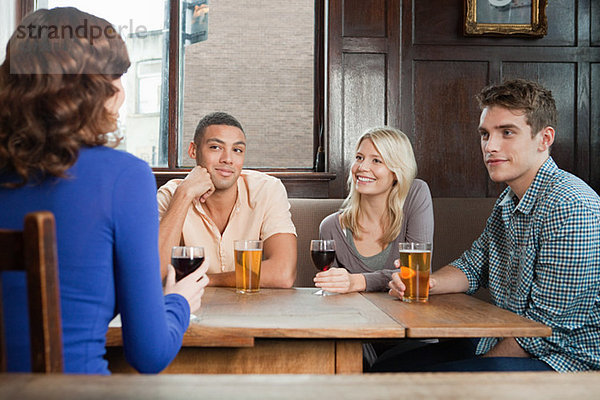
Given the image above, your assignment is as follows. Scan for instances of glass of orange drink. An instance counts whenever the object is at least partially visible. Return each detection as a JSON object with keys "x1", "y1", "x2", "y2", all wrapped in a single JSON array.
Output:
[{"x1": 398, "y1": 242, "x2": 432, "y2": 303}]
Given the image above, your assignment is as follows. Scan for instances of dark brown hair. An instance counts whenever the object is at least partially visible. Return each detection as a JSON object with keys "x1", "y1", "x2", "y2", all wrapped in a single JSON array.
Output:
[
  {"x1": 0, "y1": 7, "x2": 131, "y2": 187},
  {"x1": 193, "y1": 111, "x2": 244, "y2": 144},
  {"x1": 476, "y1": 79, "x2": 557, "y2": 137}
]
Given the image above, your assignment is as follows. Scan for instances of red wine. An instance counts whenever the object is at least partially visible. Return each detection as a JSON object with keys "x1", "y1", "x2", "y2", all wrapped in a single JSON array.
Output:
[
  {"x1": 311, "y1": 250, "x2": 335, "y2": 271},
  {"x1": 171, "y1": 256, "x2": 204, "y2": 281}
]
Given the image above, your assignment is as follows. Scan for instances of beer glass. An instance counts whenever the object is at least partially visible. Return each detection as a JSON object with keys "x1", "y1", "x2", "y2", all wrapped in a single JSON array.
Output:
[
  {"x1": 398, "y1": 242, "x2": 432, "y2": 302},
  {"x1": 171, "y1": 246, "x2": 205, "y2": 282},
  {"x1": 310, "y1": 239, "x2": 336, "y2": 296},
  {"x1": 234, "y1": 240, "x2": 263, "y2": 294}
]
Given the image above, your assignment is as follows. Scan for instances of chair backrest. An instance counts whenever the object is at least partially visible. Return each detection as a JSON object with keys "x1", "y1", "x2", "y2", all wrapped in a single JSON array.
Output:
[{"x1": 0, "y1": 211, "x2": 63, "y2": 373}]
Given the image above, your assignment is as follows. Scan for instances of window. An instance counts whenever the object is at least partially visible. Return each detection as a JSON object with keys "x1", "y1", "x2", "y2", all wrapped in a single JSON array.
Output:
[
  {"x1": 29, "y1": 0, "x2": 322, "y2": 171},
  {"x1": 137, "y1": 60, "x2": 162, "y2": 115},
  {"x1": 0, "y1": 1, "x2": 16, "y2": 62},
  {"x1": 179, "y1": 0, "x2": 315, "y2": 169}
]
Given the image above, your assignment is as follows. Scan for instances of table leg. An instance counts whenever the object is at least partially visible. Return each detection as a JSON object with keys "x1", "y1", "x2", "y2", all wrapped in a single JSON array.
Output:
[{"x1": 335, "y1": 340, "x2": 363, "y2": 374}]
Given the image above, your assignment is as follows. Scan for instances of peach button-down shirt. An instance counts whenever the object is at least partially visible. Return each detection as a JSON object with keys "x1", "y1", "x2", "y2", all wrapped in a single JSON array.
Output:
[{"x1": 157, "y1": 170, "x2": 297, "y2": 274}]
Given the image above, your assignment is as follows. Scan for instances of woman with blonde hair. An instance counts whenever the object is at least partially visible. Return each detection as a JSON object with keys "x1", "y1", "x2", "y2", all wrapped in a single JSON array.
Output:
[
  {"x1": 314, "y1": 127, "x2": 433, "y2": 293},
  {"x1": 0, "y1": 7, "x2": 208, "y2": 373}
]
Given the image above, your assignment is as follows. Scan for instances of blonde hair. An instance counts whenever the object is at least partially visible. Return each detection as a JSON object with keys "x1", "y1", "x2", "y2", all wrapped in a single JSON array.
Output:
[{"x1": 339, "y1": 127, "x2": 417, "y2": 246}]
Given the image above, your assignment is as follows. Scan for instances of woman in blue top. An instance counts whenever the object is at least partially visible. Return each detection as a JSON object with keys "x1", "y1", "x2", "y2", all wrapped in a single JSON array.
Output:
[{"x1": 0, "y1": 7, "x2": 208, "y2": 374}]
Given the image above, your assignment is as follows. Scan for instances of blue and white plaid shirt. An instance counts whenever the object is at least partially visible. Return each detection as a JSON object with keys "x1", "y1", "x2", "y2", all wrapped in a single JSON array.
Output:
[{"x1": 451, "y1": 157, "x2": 600, "y2": 372}]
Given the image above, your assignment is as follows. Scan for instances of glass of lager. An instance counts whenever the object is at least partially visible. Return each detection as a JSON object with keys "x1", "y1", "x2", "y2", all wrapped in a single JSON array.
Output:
[
  {"x1": 234, "y1": 240, "x2": 263, "y2": 294},
  {"x1": 398, "y1": 242, "x2": 432, "y2": 303}
]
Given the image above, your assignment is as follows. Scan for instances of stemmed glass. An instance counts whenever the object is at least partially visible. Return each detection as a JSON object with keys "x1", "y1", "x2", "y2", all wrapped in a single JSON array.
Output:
[
  {"x1": 310, "y1": 239, "x2": 336, "y2": 296},
  {"x1": 171, "y1": 246, "x2": 205, "y2": 321},
  {"x1": 171, "y1": 246, "x2": 205, "y2": 281}
]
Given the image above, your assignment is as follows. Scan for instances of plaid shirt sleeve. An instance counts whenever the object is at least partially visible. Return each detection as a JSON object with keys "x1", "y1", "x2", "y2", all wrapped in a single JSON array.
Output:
[{"x1": 516, "y1": 200, "x2": 600, "y2": 371}]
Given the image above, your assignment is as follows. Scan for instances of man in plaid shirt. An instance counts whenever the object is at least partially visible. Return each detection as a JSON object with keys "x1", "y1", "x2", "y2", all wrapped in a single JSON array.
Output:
[{"x1": 377, "y1": 79, "x2": 600, "y2": 372}]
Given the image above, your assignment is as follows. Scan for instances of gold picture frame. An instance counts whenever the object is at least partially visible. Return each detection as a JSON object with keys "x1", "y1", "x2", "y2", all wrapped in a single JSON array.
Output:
[{"x1": 464, "y1": 0, "x2": 548, "y2": 37}]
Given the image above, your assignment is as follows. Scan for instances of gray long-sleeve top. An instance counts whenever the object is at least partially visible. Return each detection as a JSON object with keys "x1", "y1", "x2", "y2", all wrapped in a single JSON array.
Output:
[{"x1": 319, "y1": 179, "x2": 434, "y2": 291}]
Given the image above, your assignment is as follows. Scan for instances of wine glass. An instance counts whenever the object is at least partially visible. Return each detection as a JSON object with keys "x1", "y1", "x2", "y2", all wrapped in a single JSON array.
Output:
[
  {"x1": 310, "y1": 239, "x2": 336, "y2": 296},
  {"x1": 171, "y1": 246, "x2": 205, "y2": 320},
  {"x1": 171, "y1": 246, "x2": 205, "y2": 282}
]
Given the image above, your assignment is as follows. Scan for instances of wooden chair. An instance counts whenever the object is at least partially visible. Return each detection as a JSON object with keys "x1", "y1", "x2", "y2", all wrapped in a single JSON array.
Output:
[{"x1": 0, "y1": 211, "x2": 63, "y2": 373}]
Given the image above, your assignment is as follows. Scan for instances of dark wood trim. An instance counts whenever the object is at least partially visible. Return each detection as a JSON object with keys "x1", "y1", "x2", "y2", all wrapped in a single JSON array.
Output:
[
  {"x1": 408, "y1": 46, "x2": 600, "y2": 61},
  {"x1": 152, "y1": 170, "x2": 337, "y2": 183},
  {"x1": 342, "y1": 37, "x2": 388, "y2": 53},
  {"x1": 386, "y1": 0, "x2": 401, "y2": 128},
  {"x1": 326, "y1": 0, "x2": 401, "y2": 198},
  {"x1": 575, "y1": 0, "x2": 591, "y2": 183},
  {"x1": 16, "y1": 0, "x2": 34, "y2": 24},
  {"x1": 314, "y1": 0, "x2": 325, "y2": 171},
  {"x1": 153, "y1": 171, "x2": 336, "y2": 198},
  {"x1": 399, "y1": 0, "x2": 413, "y2": 136},
  {"x1": 327, "y1": 0, "x2": 345, "y2": 198},
  {"x1": 576, "y1": 61, "x2": 590, "y2": 182},
  {"x1": 270, "y1": 172, "x2": 337, "y2": 198},
  {"x1": 167, "y1": 0, "x2": 180, "y2": 169}
]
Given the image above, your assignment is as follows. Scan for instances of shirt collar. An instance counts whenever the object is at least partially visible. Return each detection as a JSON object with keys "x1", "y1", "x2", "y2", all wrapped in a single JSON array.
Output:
[
  {"x1": 236, "y1": 174, "x2": 247, "y2": 210},
  {"x1": 499, "y1": 188, "x2": 517, "y2": 207},
  {"x1": 513, "y1": 157, "x2": 558, "y2": 214}
]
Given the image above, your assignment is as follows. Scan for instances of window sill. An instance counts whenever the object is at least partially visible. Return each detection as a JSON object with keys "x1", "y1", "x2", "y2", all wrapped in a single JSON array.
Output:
[{"x1": 152, "y1": 169, "x2": 337, "y2": 198}]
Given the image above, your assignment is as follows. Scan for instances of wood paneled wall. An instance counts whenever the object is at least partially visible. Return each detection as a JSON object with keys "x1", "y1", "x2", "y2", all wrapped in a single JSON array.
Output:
[
  {"x1": 327, "y1": 0, "x2": 400, "y2": 197},
  {"x1": 327, "y1": 0, "x2": 600, "y2": 198}
]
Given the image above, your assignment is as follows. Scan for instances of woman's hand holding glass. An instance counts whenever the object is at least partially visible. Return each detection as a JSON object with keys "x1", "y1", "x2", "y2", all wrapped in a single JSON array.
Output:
[
  {"x1": 314, "y1": 267, "x2": 366, "y2": 294},
  {"x1": 164, "y1": 261, "x2": 210, "y2": 314}
]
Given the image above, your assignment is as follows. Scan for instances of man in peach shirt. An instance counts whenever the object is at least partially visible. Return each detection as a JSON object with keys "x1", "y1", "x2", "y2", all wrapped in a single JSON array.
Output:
[{"x1": 157, "y1": 112, "x2": 297, "y2": 287}]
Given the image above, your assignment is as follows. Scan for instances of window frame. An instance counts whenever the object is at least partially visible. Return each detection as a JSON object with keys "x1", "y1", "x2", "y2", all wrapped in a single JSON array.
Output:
[{"x1": 158, "y1": 0, "x2": 327, "y2": 172}]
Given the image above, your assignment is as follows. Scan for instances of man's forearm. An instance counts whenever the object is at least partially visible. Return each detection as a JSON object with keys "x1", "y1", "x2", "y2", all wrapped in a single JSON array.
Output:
[
  {"x1": 208, "y1": 260, "x2": 296, "y2": 289},
  {"x1": 429, "y1": 265, "x2": 470, "y2": 295},
  {"x1": 207, "y1": 271, "x2": 235, "y2": 287},
  {"x1": 259, "y1": 233, "x2": 297, "y2": 288},
  {"x1": 259, "y1": 258, "x2": 296, "y2": 288},
  {"x1": 207, "y1": 234, "x2": 297, "y2": 288}
]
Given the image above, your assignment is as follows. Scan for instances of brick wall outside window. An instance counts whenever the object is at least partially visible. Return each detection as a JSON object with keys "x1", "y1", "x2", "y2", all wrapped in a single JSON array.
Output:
[{"x1": 181, "y1": 0, "x2": 314, "y2": 168}]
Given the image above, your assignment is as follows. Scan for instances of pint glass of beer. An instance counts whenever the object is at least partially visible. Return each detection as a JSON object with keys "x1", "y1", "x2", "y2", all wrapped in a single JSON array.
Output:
[
  {"x1": 234, "y1": 240, "x2": 263, "y2": 294},
  {"x1": 398, "y1": 242, "x2": 432, "y2": 303}
]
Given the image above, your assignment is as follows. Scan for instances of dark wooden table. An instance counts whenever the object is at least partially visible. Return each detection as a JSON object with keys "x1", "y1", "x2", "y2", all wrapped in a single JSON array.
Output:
[
  {"x1": 2, "y1": 372, "x2": 600, "y2": 399},
  {"x1": 362, "y1": 292, "x2": 552, "y2": 338},
  {"x1": 107, "y1": 287, "x2": 404, "y2": 374}
]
